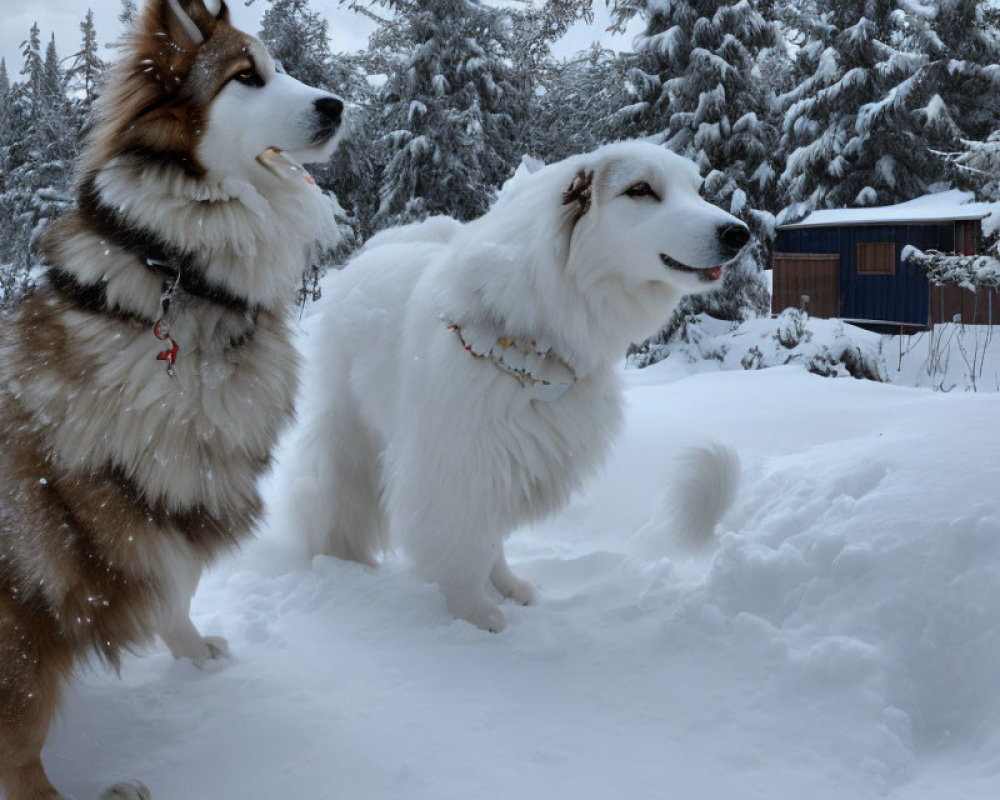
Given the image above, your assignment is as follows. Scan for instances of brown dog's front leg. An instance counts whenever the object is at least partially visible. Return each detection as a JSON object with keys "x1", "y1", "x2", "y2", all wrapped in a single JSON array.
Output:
[{"x1": 0, "y1": 600, "x2": 70, "y2": 800}]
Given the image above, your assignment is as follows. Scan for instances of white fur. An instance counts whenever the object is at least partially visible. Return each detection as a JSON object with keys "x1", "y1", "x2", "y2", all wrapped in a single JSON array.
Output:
[
  {"x1": 290, "y1": 141, "x2": 745, "y2": 631},
  {"x1": 667, "y1": 443, "x2": 741, "y2": 551},
  {"x1": 93, "y1": 148, "x2": 340, "y2": 313},
  {"x1": 199, "y1": 69, "x2": 343, "y2": 178}
]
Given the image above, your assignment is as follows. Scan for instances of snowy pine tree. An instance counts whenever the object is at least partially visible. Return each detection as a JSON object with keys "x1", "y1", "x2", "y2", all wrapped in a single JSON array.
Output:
[
  {"x1": 42, "y1": 34, "x2": 64, "y2": 100},
  {"x1": 107, "y1": 0, "x2": 138, "y2": 51},
  {"x1": 953, "y1": 130, "x2": 1000, "y2": 201},
  {"x1": 322, "y1": 48, "x2": 382, "y2": 244},
  {"x1": 261, "y1": 0, "x2": 339, "y2": 89},
  {"x1": 119, "y1": 0, "x2": 138, "y2": 27},
  {"x1": 38, "y1": 33, "x2": 77, "y2": 208},
  {"x1": 532, "y1": 43, "x2": 627, "y2": 163},
  {"x1": 778, "y1": 2, "x2": 948, "y2": 223},
  {"x1": 609, "y1": 0, "x2": 780, "y2": 349},
  {"x1": 67, "y1": 9, "x2": 106, "y2": 104},
  {"x1": 20, "y1": 22, "x2": 44, "y2": 106},
  {"x1": 363, "y1": 0, "x2": 527, "y2": 227},
  {"x1": 0, "y1": 59, "x2": 9, "y2": 150},
  {"x1": 0, "y1": 58, "x2": 15, "y2": 303},
  {"x1": 259, "y1": 0, "x2": 375, "y2": 259},
  {"x1": 0, "y1": 25, "x2": 45, "y2": 277},
  {"x1": 504, "y1": 0, "x2": 594, "y2": 157},
  {"x1": 922, "y1": 0, "x2": 1000, "y2": 143},
  {"x1": 0, "y1": 25, "x2": 78, "y2": 302}
]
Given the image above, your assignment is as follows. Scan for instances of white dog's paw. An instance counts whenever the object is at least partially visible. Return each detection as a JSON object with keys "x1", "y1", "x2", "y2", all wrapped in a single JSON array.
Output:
[
  {"x1": 489, "y1": 557, "x2": 536, "y2": 606},
  {"x1": 491, "y1": 570, "x2": 536, "y2": 606},
  {"x1": 446, "y1": 594, "x2": 507, "y2": 633},
  {"x1": 101, "y1": 780, "x2": 151, "y2": 800}
]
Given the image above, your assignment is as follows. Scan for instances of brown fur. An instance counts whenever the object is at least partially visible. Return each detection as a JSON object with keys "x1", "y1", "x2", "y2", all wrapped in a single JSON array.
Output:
[
  {"x1": 83, "y1": 0, "x2": 256, "y2": 177},
  {"x1": 0, "y1": 296, "x2": 295, "y2": 800},
  {"x1": 561, "y1": 168, "x2": 595, "y2": 219}
]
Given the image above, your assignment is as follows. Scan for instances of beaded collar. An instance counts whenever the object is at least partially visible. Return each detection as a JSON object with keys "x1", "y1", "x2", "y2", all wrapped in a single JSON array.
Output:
[{"x1": 443, "y1": 317, "x2": 577, "y2": 401}]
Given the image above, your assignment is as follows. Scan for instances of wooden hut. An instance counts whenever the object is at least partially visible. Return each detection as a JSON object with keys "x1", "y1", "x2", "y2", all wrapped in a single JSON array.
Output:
[{"x1": 773, "y1": 191, "x2": 999, "y2": 329}]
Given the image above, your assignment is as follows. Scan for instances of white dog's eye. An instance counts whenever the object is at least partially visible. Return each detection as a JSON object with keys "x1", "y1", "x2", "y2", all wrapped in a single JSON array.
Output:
[
  {"x1": 624, "y1": 182, "x2": 660, "y2": 201},
  {"x1": 232, "y1": 67, "x2": 264, "y2": 88}
]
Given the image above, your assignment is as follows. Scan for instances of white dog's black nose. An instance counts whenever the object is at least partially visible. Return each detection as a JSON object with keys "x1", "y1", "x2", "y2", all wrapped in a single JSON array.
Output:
[
  {"x1": 315, "y1": 96, "x2": 343, "y2": 125},
  {"x1": 718, "y1": 224, "x2": 750, "y2": 257}
]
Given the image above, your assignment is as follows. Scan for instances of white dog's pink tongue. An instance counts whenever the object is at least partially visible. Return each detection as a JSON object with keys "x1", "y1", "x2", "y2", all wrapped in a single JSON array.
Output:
[{"x1": 707, "y1": 266, "x2": 723, "y2": 281}]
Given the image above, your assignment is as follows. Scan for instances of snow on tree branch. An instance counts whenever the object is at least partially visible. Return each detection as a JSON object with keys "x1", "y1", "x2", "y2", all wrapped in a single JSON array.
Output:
[{"x1": 902, "y1": 245, "x2": 1000, "y2": 290}]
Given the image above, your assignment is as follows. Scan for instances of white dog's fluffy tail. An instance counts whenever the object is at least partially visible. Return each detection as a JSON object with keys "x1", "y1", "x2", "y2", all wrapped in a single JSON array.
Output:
[{"x1": 667, "y1": 443, "x2": 740, "y2": 550}]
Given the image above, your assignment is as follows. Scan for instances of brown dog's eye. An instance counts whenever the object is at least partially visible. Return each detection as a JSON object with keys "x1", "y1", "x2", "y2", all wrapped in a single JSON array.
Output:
[
  {"x1": 624, "y1": 182, "x2": 660, "y2": 200},
  {"x1": 232, "y1": 68, "x2": 263, "y2": 88}
]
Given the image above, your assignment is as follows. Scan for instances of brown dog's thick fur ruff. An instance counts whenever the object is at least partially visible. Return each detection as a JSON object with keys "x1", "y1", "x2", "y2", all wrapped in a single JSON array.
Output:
[{"x1": 0, "y1": 0, "x2": 341, "y2": 796}]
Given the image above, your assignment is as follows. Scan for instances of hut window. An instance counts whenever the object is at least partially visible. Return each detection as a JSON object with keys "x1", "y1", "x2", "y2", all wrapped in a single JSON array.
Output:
[
  {"x1": 855, "y1": 242, "x2": 896, "y2": 275},
  {"x1": 955, "y1": 220, "x2": 978, "y2": 255}
]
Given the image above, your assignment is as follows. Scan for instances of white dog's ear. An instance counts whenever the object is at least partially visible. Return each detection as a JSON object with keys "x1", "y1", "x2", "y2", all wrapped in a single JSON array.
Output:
[
  {"x1": 163, "y1": 0, "x2": 228, "y2": 47},
  {"x1": 562, "y1": 169, "x2": 595, "y2": 221}
]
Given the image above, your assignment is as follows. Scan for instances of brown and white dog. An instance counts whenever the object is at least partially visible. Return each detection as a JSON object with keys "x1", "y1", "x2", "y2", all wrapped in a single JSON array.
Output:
[{"x1": 0, "y1": 0, "x2": 342, "y2": 797}]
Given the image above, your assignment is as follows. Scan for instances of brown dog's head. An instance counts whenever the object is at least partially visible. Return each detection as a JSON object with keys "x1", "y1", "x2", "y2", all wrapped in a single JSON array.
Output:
[{"x1": 84, "y1": 0, "x2": 344, "y2": 185}]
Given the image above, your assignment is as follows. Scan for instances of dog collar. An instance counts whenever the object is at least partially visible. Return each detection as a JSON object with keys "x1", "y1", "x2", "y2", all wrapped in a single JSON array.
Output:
[
  {"x1": 79, "y1": 178, "x2": 254, "y2": 316},
  {"x1": 443, "y1": 317, "x2": 577, "y2": 401},
  {"x1": 73, "y1": 180, "x2": 261, "y2": 377}
]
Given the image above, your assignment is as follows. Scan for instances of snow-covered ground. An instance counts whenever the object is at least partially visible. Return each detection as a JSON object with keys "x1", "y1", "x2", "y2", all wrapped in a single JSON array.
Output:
[
  {"x1": 636, "y1": 312, "x2": 1000, "y2": 393},
  {"x1": 43, "y1": 359, "x2": 1000, "y2": 799}
]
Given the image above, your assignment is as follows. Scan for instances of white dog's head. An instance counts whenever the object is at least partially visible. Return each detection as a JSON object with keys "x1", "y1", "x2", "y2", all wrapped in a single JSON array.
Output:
[
  {"x1": 559, "y1": 141, "x2": 748, "y2": 295},
  {"x1": 473, "y1": 142, "x2": 750, "y2": 369}
]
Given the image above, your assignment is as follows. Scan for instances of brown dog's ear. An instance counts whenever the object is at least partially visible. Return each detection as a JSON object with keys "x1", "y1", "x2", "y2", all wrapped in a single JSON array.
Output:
[
  {"x1": 562, "y1": 169, "x2": 595, "y2": 220},
  {"x1": 163, "y1": 0, "x2": 228, "y2": 47}
]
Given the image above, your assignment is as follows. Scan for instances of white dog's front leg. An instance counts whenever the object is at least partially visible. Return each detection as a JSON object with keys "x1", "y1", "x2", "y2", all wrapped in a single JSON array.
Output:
[
  {"x1": 489, "y1": 547, "x2": 536, "y2": 606},
  {"x1": 441, "y1": 580, "x2": 508, "y2": 633},
  {"x1": 404, "y1": 512, "x2": 508, "y2": 632},
  {"x1": 392, "y1": 422, "x2": 513, "y2": 632}
]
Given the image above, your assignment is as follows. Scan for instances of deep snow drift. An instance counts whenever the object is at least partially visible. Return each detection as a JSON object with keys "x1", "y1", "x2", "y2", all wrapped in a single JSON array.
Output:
[{"x1": 42, "y1": 360, "x2": 1000, "y2": 799}]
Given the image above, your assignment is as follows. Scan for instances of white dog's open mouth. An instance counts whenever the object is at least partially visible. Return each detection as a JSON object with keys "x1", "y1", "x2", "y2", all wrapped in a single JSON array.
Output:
[
  {"x1": 256, "y1": 147, "x2": 316, "y2": 186},
  {"x1": 660, "y1": 253, "x2": 724, "y2": 283}
]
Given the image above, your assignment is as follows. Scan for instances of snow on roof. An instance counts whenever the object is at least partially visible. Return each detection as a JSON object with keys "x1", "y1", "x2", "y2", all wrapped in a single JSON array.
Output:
[{"x1": 778, "y1": 190, "x2": 999, "y2": 230}]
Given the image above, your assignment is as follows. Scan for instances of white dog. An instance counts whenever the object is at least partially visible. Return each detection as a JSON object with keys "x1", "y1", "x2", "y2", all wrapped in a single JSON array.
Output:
[{"x1": 290, "y1": 141, "x2": 748, "y2": 631}]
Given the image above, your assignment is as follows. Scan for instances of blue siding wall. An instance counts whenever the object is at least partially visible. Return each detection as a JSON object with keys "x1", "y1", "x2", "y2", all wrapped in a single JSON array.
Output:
[{"x1": 775, "y1": 223, "x2": 955, "y2": 325}]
